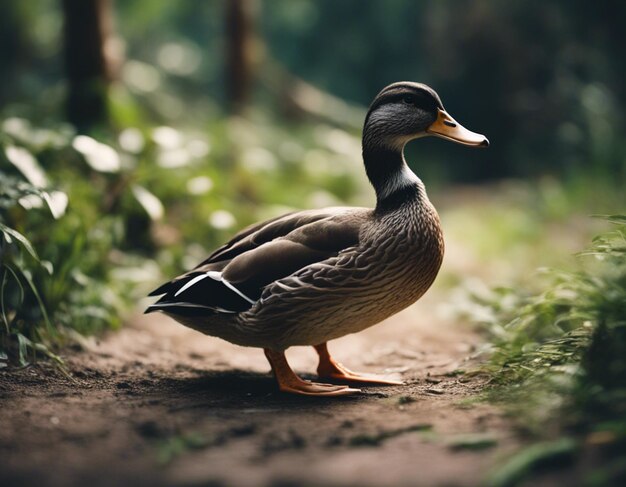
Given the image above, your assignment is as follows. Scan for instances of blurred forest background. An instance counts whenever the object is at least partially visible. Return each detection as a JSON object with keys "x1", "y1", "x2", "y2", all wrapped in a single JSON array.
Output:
[{"x1": 1, "y1": 1, "x2": 625, "y2": 484}]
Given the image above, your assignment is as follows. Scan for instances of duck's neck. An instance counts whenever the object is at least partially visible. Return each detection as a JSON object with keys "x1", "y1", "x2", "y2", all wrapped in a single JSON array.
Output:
[{"x1": 362, "y1": 141, "x2": 426, "y2": 210}]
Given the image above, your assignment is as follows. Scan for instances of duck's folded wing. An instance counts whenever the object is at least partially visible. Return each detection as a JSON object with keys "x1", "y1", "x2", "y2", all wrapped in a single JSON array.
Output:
[
  {"x1": 145, "y1": 207, "x2": 367, "y2": 315},
  {"x1": 196, "y1": 206, "x2": 360, "y2": 265}
]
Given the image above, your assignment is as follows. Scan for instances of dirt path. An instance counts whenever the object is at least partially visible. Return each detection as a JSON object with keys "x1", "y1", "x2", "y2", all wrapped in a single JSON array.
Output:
[{"x1": 0, "y1": 286, "x2": 520, "y2": 487}]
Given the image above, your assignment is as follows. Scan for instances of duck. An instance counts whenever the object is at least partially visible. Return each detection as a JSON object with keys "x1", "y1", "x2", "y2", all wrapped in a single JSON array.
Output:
[{"x1": 146, "y1": 81, "x2": 488, "y2": 396}]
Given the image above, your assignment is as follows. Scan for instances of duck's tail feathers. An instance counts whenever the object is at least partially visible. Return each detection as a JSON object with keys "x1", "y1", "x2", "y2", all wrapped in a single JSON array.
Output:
[
  {"x1": 148, "y1": 278, "x2": 190, "y2": 297},
  {"x1": 144, "y1": 301, "x2": 237, "y2": 315},
  {"x1": 144, "y1": 271, "x2": 256, "y2": 316}
]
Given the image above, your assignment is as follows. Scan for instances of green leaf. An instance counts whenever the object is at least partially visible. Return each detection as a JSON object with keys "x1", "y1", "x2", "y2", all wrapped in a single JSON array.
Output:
[
  {"x1": 16, "y1": 333, "x2": 33, "y2": 367},
  {"x1": 591, "y1": 214, "x2": 626, "y2": 223},
  {"x1": 7, "y1": 264, "x2": 52, "y2": 333},
  {"x1": 4, "y1": 264, "x2": 25, "y2": 312},
  {"x1": 447, "y1": 433, "x2": 498, "y2": 451},
  {"x1": 72, "y1": 135, "x2": 121, "y2": 173},
  {"x1": 12, "y1": 332, "x2": 66, "y2": 371},
  {"x1": 0, "y1": 268, "x2": 17, "y2": 334},
  {"x1": 32, "y1": 342, "x2": 65, "y2": 368},
  {"x1": 605, "y1": 215, "x2": 626, "y2": 224},
  {"x1": 23, "y1": 272, "x2": 52, "y2": 333},
  {"x1": 487, "y1": 438, "x2": 578, "y2": 487},
  {"x1": 0, "y1": 223, "x2": 40, "y2": 262},
  {"x1": 42, "y1": 191, "x2": 68, "y2": 219},
  {"x1": 5, "y1": 145, "x2": 48, "y2": 187},
  {"x1": 131, "y1": 185, "x2": 164, "y2": 221}
]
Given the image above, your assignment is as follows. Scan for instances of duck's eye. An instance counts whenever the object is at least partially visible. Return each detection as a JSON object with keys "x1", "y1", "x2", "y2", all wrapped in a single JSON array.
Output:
[{"x1": 402, "y1": 95, "x2": 416, "y2": 105}]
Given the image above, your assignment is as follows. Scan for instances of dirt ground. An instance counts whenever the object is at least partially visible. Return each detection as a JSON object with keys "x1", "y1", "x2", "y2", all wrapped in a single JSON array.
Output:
[{"x1": 0, "y1": 284, "x2": 524, "y2": 487}]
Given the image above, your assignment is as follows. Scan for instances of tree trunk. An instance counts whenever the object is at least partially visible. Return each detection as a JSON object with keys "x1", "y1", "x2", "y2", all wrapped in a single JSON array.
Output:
[
  {"x1": 62, "y1": 0, "x2": 113, "y2": 132},
  {"x1": 225, "y1": 0, "x2": 258, "y2": 114}
]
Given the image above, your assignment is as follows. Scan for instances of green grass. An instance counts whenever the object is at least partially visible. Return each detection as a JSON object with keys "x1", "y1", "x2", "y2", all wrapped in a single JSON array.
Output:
[{"x1": 462, "y1": 215, "x2": 626, "y2": 486}]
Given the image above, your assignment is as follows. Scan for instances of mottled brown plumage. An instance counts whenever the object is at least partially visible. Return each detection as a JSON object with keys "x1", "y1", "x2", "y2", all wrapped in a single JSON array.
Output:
[{"x1": 147, "y1": 81, "x2": 488, "y2": 396}]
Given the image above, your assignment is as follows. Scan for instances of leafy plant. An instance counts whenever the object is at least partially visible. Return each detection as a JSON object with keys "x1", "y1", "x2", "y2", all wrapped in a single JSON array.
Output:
[
  {"x1": 465, "y1": 215, "x2": 626, "y2": 486},
  {"x1": 0, "y1": 172, "x2": 63, "y2": 366},
  {"x1": 0, "y1": 121, "x2": 138, "y2": 365}
]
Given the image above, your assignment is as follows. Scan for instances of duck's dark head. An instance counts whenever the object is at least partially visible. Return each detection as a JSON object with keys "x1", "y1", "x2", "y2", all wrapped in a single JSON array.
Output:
[
  {"x1": 364, "y1": 81, "x2": 489, "y2": 151},
  {"x1": 363, "y1": 82, "x2": 488, "y2": 203}
]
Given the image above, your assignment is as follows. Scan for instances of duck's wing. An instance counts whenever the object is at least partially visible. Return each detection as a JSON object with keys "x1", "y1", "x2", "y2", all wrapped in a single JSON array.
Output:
[
  {"x1": 145, "y1": 207, "x2": 369, "y2": 315},
  {"x1": 195, "y1": 207, "x2": 358, "y2": 265}
]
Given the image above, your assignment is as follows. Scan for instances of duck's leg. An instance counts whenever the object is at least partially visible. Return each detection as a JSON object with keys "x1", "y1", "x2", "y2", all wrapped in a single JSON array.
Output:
[
  {"x1": 264, "y1": 349, "x2": 361, "y2": 396},
  {"x1": 314, "y1": 342, "x2": 403, "y2": 385}
]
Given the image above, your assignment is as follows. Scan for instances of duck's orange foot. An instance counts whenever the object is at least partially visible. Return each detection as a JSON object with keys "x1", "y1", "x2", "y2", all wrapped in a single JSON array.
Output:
[
  {"x1": 318, "y1": 361, "x2": 404, "y2": 386},
  {"x1": 279, "y1": 378, "x2": 361, "y2": 397},
  {"x1": 264, "y1": 348, "x2": 361, "y2": 396},
  {"x1": 315, "y1": 343, "x2": 404, "y2": 386}
]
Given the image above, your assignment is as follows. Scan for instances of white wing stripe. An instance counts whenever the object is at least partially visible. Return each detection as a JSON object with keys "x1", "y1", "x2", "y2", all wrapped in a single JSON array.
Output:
[
  {"x1": 221, "y1": 277, "x2": 256, "y2": 304},
  {"x1": 175, "y1": 270, "x2": 255, "y2": 305},
  {"x1": 174, "y1": 273, "x2": 211, "y2": 297},
  {"x1": 207, "y1": 270, "x2": 256, "y2": 304}
]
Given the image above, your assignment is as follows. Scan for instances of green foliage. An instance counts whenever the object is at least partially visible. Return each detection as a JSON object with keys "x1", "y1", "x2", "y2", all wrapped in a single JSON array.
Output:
[
  {"x1": 0, "y1": 121, "x2": 133, "y2": 364},
  {"x1": 0, "y1": 172, "x2": 62, "y2": 366},
  {"x1": 465, "y1": 216, "x2": 625, "y2": 386},
  {"x1": 466, "y1": 216, "x2": 626, "y2": 486}
]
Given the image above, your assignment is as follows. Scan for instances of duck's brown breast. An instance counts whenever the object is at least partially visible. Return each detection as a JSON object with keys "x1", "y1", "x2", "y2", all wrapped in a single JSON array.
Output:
[{"x1": 338, "y1": 199, "x2": 444, "y2": 326}]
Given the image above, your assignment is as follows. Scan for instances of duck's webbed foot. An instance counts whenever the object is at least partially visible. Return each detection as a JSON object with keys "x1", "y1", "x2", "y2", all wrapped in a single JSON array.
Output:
[
  {"x1": 264, "y1": 349, "x2": 361, "y2": 396},
  {"x1": 314, "y1": 343, "x2": 404, "y2": 386}
]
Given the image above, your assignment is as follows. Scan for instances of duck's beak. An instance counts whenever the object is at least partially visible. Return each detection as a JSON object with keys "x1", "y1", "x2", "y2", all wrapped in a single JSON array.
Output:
[{"x1": 426, "y1": 109, "x2": 489, "y2": 147}]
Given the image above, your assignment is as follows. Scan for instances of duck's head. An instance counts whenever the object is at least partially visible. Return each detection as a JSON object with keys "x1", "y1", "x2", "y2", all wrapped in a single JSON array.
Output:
[{"x1": 363, "y1": 81, "x2": 489, "y2": 151}]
